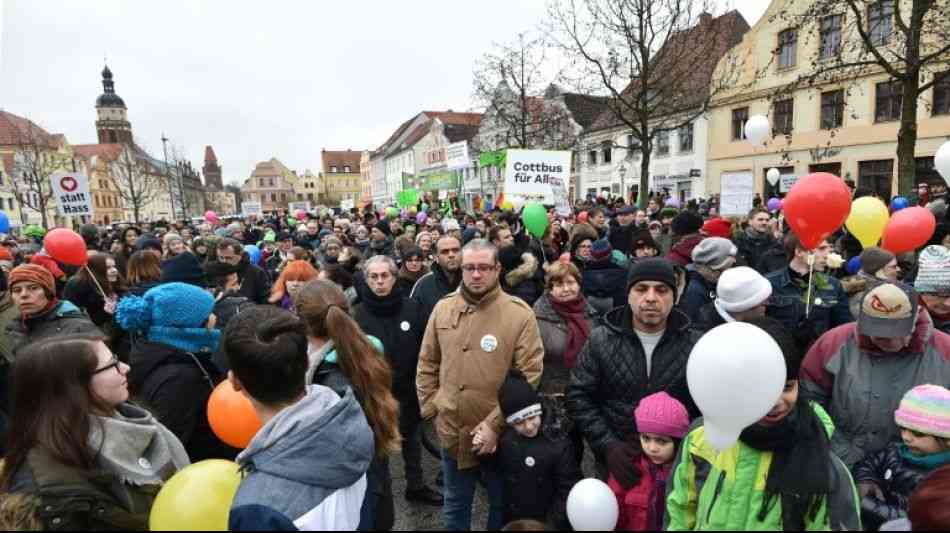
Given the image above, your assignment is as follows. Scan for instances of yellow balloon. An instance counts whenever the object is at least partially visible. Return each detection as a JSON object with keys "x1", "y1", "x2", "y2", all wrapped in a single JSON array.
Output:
[
  {"x1": 845, "y1": 197, "x2": 890, "y2": 248},
  {"x1": 502, "y1": 201, "x2": 514, "y2": 211},
  {"x1": 150, "y1": 460, "x2": 242, "y2": 531}
]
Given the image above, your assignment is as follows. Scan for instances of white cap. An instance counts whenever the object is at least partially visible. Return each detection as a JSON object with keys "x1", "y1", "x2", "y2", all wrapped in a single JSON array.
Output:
[{"x1": 715, "y1": 266, "x2": 773, "y2": 313}]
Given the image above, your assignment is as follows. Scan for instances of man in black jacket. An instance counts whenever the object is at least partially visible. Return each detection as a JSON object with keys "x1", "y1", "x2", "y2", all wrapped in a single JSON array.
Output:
[
  {"x1": 354, "y1": 255, "x2": 443, "y2": 506},
  {"x1": 567, "y1": 258, "x2": 700, "y2": 490},
  {"x1": 410, "y1": 235, "x2": 462, "y2": 323},
  {"x1": 608, "y1": 205, "x2": 639, "y2": 257},
  {"x1": 216, "y1": 238, "x2": 270, "y2": 304},
  {"x1": 733, "y1": 207, "x2": 775, "y2": 273}
]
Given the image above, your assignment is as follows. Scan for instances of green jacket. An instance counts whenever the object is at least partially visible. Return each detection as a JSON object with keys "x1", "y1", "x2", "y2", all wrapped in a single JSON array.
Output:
[{"x1": 665, "y1": 403, "x2": 861, "y2": 531}]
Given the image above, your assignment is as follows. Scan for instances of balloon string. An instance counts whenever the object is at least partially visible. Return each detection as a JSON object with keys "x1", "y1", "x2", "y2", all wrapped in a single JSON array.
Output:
[
  {"x1": 84, "y1": 264, "x2": 109, "y2": 301},
  {"x1": 805, "y1": 253, "x2": 815, "y2": 318}
]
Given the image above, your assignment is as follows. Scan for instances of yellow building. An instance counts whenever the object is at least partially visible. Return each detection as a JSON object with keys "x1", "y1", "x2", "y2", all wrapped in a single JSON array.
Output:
[
  {"x1": 321, "y1": 149, "x2": 362, "y2": 206},
  {"x1": 74, "y1": 143, "x2": 126, "y2": 225},
  {"x1": 294, "y1": 169, "x2": 323, "y2": 207},
  {"x1": 706, "y1": 0, "x2": 950, "y2": 200}
]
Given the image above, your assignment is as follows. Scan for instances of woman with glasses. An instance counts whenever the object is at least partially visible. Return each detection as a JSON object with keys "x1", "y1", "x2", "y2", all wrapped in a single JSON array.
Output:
[
  {"x1": 0, "y1": 335, "x2": 189, "y2": 530},
  {"x1": 396, "y1": 246, "x2": 430, "y2": 296}
]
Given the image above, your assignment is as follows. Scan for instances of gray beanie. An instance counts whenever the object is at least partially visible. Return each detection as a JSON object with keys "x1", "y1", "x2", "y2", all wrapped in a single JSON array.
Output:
[
  {"x1": 691, "y1": 237, "x2": 737, "y2": 270},
  {"x1": 860, "y1": 247, "x2": 895, "y2": 276},
  {"x1": 915, "y1": 245, "x2": 950, "y2": 295}
]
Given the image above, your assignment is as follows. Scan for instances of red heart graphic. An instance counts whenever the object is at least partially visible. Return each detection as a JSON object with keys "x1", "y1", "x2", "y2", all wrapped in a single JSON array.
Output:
[{"x1": 60, "y1": 176, "x2": 78, "y2": 192}]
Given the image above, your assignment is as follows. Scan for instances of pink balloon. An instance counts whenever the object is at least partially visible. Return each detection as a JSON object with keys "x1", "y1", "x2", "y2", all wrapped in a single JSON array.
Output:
[
  {"x1": 295, "y1": 209, "x2": 307, "y2": 221},
  {"x1": 204, "y1": 210, "x2": 219, "y2": 224}
]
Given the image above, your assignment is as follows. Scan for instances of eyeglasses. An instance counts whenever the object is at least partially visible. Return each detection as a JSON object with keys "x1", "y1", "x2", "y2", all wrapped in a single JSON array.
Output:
[
  {"x1": 93, "y1": 355, "x2": 121, "y2": 375},
  {"x1": 462, "y1": 264, "x2": 497, "y2": 274}
]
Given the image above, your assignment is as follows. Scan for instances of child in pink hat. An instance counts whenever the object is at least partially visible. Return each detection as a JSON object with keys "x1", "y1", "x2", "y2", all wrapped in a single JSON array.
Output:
[{"x1": 608, "y1": 391, "x2": 690, "y2": 531}]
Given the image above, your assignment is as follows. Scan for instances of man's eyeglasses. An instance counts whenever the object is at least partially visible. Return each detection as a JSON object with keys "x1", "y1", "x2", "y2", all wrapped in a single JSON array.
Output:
[
  {"x1": 93, "y1": 355, "x2": 121, "y2": 375},
  {"x1": 462, "y1": 264, "x2": 497, "y2": 274}
]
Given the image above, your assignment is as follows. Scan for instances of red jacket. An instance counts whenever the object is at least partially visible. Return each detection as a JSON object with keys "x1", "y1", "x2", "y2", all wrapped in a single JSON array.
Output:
[
  {"x1": 666, "y1": 234, "x2": 704, "y2": 267},
  {"x1": 608, "y1": 454, "x2": 673, "y2": 531}
]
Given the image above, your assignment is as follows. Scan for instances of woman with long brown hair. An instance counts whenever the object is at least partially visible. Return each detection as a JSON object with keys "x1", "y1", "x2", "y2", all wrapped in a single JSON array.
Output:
[
  {"x1": 0, "y1": 335, "x2": 189, "y2": 530},
  {"x1": 64, "y1": 253, "x2": 128, "y2": 328},
  {"x1": 295, "y1": 280, "x2": 400, "y2": 531}
]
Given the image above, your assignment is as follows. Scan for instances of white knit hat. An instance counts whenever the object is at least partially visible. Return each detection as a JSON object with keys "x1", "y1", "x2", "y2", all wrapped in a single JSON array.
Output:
[{"x1": 715, "y1": 266, "x2": 773, "y2": 313}]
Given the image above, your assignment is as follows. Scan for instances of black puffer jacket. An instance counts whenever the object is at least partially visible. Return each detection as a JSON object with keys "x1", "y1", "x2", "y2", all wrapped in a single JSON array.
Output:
[
  {"x1": 409, "y1": 262, "x2": 460, "y2": 324},
  {"x1": 852, "y1": 442, "x2": 946, "y2": 529},
  {"x1": 127, "y1": 341, "x2": 234, "y2": 462},
  {"x1": 352, "y1": 287, "x2": 425, "y2": 402},
  {"x1": 693, "y1": 301, "x2": 727, "y2": 333},
  {"x1": 755, "y1": 240, "x2": 788, "y2": 276},
  {"x1": 734, "y1": 229, "x2": 775, "y2": 272},
  {"x1": 501, "y1": 252, "x2": 545, "y2": 307},
  {"x1": 580, "y1": 258, "x2": 628, "y2": 316},
  {"x1": 567, "y1": 306, "x2": 701, "y2": 460}
]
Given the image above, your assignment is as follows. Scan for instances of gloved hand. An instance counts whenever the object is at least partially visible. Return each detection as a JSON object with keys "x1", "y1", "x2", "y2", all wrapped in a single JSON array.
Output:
[
  {"x1": 858, "y1": 481, "x2": 884, "y2": 501},
  {"x1": 605, "y1": 441, "x2": 642, "y2": 490}
]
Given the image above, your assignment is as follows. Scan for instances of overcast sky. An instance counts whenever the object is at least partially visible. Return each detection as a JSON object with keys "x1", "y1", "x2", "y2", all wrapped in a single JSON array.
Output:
[{"x1": 0, "y1": 0, "x2": 767, "y2": 186}]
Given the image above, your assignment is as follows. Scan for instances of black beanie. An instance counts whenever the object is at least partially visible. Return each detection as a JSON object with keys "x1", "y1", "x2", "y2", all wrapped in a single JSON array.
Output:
[
  {"x1": 746, "y1": 316, "x2": 803, "y2": 380},
  {"x1": 498, "y1": 370, "x2": 541, "y2": 424},
  {"x1": 498, "y1": 245, "x2": 524, "y2": 273},
  {"x1": 627, "y1": 257, "x2": 678, "y2": 297},
  {"x1": 671, "y1": 211, "x2": 703, "y2": 236},
  {"x1": 374, "y1": 219, "x2": 392, "y2": 237},
  {"x1": 160, "y1": 252, "x2": 207, "y2": 287},
  {"x1": 134, "y1": 233, "x2": 163, "y2": 253}
]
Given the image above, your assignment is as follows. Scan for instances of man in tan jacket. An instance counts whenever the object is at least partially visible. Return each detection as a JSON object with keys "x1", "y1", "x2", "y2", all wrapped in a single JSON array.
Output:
[{"x1": 417, "y1": 239, "x2": 544, "y2": 531}]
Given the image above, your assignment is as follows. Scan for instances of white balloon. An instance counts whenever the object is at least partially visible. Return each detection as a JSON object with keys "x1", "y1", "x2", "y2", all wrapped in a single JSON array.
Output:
[
  {"x1": 687, "y1": 322, "x2": 787, "y2": 452},
  {"x1": 766, "y1": 167, "x2": 781, "y2": 187},
  {"x1": 744, "y1": 114, "x2": 771, "y2": 146},
  {"x1": 567, "y1": 478, "x2": 619, "y2": 531},
  {"x1": 935, "y1": 140, "x2": 950, "y2": 185}
]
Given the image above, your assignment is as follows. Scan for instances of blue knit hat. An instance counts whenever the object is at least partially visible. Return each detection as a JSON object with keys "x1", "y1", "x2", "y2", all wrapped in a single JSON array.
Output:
[{"x1": 117, "y1": 282, "x2": 220, "y2": 353}]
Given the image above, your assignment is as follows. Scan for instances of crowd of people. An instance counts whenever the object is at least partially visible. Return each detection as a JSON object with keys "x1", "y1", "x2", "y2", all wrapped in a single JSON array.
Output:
[{"x1": 0, "y1": 183, "x2": 947, "y2": 531}]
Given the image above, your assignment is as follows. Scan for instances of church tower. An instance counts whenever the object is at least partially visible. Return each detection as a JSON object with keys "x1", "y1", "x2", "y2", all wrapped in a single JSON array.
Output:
[
  {"x1": 95, "y1": 65, "x2": 133, "y2": 144},
  {"x1": 203, "y1": 146, "x2": 223, "y2": 190}
]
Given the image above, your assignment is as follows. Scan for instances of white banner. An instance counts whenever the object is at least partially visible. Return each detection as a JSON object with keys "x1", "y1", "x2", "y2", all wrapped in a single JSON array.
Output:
[
  {"x1": 50, "y1": 172, "x2": 92, "y2": 217},
  {"x1": 445, "y1": 142, "x2": 470, "y2": 170},
  {"x1": 550, "y1": 177, "x2": 572, "y2": 216},
  {"x1": 504, "y1": 149, "x2": 572, "y2": 205},
  {"x1": 288, "y1": 201, "x2": 311, "y2": 212},
  {"x1": 719, "y1": 172, "x2": 755, "y2": 216},
  {"x1": 242, "y1": 201, "x2": 262, "y2": 217},
  {"x1": 779, "y1": 174, "x2": 800, "y2": 193},
  {"x1": 340, "y1": 199, "x2": 355, "y2": 210}
]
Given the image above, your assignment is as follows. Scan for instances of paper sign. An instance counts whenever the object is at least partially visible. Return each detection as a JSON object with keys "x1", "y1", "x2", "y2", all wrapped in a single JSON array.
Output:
[
  {"x1": 446, "y1": 142, "x2": 470, "y2": 170},
  {"x1": 50, "y1": 172, "x2": 92, "y2": 216},
  {"x1": 780, "y1": 174, "x2": 800, "y2": 193},
  {"x1": 340, "y1": 199, "x2": 355, "y2": 210},
  {"x1": 288, "y1": 201, "x2": 311, "y2": 212},
  {"x1": 719, "y1": 172, "x2": 755, "y2": 216},
  {"x1": 242, "y1": 201, "x2": 262, "y2": 217},
  {"x1": 504, "y1": 149, "x2": 572, "y2": 205},
  {"x1": 550, "y1": 177, "x2": 572, "y2": 216}
]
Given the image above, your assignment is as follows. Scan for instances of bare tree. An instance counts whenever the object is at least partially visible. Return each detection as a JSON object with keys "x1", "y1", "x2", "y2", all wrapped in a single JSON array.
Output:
[
  {"x1": 111, "y1": 144, "x2": 166, "y2": 224},
  {"x1": 774, "y1": 0, "x2": 950, "y2": 197},
  {"x1": 547, "y1": 0, "x2": 750, "y2": 207},
  {"x1": 6, "y1": 120, "x2": 67, "y2": 228}
]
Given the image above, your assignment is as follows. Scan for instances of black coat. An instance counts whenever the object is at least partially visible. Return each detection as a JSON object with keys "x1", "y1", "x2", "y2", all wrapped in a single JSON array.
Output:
[
  {"x1": 734, "y1": 229, "x2": 775, "y2": 272},
  {"x1": 608, "y1": 219, "x2": 637, "y2": 257},
  {"x1": 409, "y1": 262, "x2": 460, "y2": 324},
  {"x1": 63, "y1": 277, "x2": 112, "y2": 327},
  {"x1": 853, "y1": 442, "x2": 938, "y2": 529},
  {"x1": 236, "y1": 259, "x2": 271, "y2": 304},
  {"x1": 581, "y1": 258, "x2": 628, "y2": 316},
  {"x1": 127, "y1": 341, "x2": 234, "y2": 462},
  {"x1": 693, "y1": 301, "x2": 727, "y2": 334},
  {"x1": 352, "y1": 289, "x2": 425, "y2": 403},
  {"x1": 755, "y1": 240, "x2": 789, "y2": 276},
  {"x1": 567, "y1": 306, "x2": 701, "y2": 460}
]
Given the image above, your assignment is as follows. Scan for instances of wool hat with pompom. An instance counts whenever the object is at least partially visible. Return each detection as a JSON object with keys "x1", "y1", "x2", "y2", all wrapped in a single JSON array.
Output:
[
  {"x1": 116, "y1": 282, "x2": 220, "y2": 353},
  {"x1": 895, "y1": 384, "x2": 950, "y2": 439}
]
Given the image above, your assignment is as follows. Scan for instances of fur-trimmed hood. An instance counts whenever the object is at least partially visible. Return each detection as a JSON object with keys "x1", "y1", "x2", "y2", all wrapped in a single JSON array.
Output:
[{"x1": 505, "y1": 252, "x2": 539, "y2": 288}]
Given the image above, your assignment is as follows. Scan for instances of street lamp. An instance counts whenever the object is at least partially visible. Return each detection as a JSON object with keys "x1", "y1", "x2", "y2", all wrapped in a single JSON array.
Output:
[{"x1": 619, "y1": 164, "x2": 628, "y2": 203}]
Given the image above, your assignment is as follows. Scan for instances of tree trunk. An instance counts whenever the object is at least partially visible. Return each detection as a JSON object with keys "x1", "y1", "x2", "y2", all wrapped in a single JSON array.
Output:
[
  {"x1": 897, "y1": 73, "x2": 920, "y2": 198},
  {"x1": 639, "y1": 149, "x2": 651, "y2": 209}
]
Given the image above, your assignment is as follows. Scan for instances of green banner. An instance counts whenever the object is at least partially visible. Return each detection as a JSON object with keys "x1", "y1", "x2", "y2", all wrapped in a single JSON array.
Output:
[
  {"x1": 402, "y1": 171, "x2": 459, "y2": 192},
  {"x1": 398, "y1": 188, "x2": 419, "y2": 207},
  {"x1": 479, "y1": 149, "x2": 507, "y2": 168}
]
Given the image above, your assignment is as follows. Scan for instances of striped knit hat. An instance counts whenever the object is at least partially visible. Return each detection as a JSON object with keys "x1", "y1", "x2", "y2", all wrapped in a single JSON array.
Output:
[{"x1": 895, "y1": 384, "x2": 950, "y2": 439}]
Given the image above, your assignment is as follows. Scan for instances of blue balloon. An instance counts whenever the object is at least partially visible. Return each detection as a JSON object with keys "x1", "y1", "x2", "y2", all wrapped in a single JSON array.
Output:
[
  {"x1": 846, "y1": 256, "x2": 862, "y2": 276},
  {"x1": 890, "y1": 197, "x2": 909, "y2": 211},
  {"x1": 243, "y1": 244, "x2": 262, "y2": 265},
  {"x1": 0, "y1": 212, "x2": 9, "y2": 234}
]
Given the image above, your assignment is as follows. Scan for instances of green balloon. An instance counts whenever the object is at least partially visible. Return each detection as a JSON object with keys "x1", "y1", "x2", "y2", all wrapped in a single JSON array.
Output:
[
  {"x1": 522, "y1": 202, "x2": 549, "y2": 239},
  {"x1": 386, "y1": 207, "x2": 399, "y2": 218}
]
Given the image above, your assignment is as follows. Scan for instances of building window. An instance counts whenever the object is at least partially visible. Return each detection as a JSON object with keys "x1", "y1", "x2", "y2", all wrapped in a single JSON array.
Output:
[
  {"x1": 678, "y1": 123, "x2": 694, "y2": 153},
  {"x1": 308, "y1": 193, "x2": 314, "y2": 201},
  {"x1": 773, "y1": 99, "x2": 794, "y2": 135},
  {"x1": 344, "y1": 165, "x2": 351, "y2": 173},
  {"x1": 588, "y1": 150, "x2": 597, "y2": 166},
  {"x1": 626, "y1": 134, "x2": 641, "y2": 159},
  {"x1": 875, "y1": 80, "x2": 903, "y2": 122},
  {"x1": 820, "y1": 15, "x2": 843, "y2": 60},
  {"x1": 934, "y1": 72, "x2": 950, "y2": 115},
  {"x1": 656, "y1": 130, "x2": 670, "y2": 156},
  {"x1": 602, "y1": 141, "x2": 612, "y2": 164},
  {"x1": 732, "y1": 107, "x2": 749, "y2": 140},
  {"x1": 331, "y1": 166, "x2": 338, "y2": 173},
  {"x1": 820, "y1": 90, "x2": 845, "y2": 129},
  {"x1": 859, "y1": 159, "x2": 894, "y2": 199},
  {"x1": 777, "y1": 29, "x2": 797, "y2": 69},
  {"x1": 869, "y1": 1, "x2": 894, "y2": 46}
]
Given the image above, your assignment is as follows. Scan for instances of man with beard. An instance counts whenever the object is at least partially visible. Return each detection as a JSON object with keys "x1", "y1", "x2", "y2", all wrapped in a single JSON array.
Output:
[
  {"x1": 608, "y1": 205, "x2": 639, "y2": 257},
  {"x1": 353, "y1": 256, "x2": 443, "y2": 507},
  {"x1": 410, "y1": 235, "x2": 463, "y2": 323},
  {"x1": 734, "y1": 207, "x2": 775, "y2": 274},
  {"x1": 417, "y1": 239, "x2": 544, "y2": 531},
  {"x1": 568, "y1": 258, "x2": 700, "y2": 490},
  {"x1": 216, "y1": 238, "x2": 270, "y2": 304}
]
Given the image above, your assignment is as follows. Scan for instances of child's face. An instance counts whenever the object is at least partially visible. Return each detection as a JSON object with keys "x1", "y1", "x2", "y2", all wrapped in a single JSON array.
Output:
[
  {"x1": 640, "y1": 432, "x2": 676, "y2": 465},
  {"x1": 901, "y1": 427, "x2": 950, "y2": 456},
  {"x1": 513, "y1": 415, "x2": 541, "y2": 438}
]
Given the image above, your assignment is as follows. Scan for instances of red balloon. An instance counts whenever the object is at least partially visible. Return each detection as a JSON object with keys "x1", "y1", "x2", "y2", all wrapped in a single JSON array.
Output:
[
  {"x1": 783, "y1": 173, "x2": 852, "y2": 250},
  {"x1": 43, "y1": 228, "x2": 87, "y2": 266},
  {"x1": 881, "y1": 206, "x2": 936, "y2": 254}
]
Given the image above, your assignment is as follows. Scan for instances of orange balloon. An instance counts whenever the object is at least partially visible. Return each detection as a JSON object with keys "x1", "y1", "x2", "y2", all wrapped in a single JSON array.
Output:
[{"x1": 207, "y1": 381, "x2": 261, "y2": 449}]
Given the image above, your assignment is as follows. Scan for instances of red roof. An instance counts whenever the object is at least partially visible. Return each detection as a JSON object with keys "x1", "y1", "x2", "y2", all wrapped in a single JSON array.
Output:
[
  {"x1": 73, "y1": 143, "x2": 124, "y2": 161},
  {"x1": 205, "y1": 145, "x2": 218, "y2": 164},
  {"x1": 0, "y1": 111, "x2": 60, "y2": 147},
  {"x1": 424, "y1": 111, "x2": 482, "y2": 127},
  {"x1": 321, "y1": 149, "x2": 363, "y2": 174}
]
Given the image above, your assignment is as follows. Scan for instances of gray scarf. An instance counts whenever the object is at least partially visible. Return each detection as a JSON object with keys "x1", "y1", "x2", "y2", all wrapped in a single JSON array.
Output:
[{"x1": 88, "y1": 403, "x2": 191, "y2": 487}]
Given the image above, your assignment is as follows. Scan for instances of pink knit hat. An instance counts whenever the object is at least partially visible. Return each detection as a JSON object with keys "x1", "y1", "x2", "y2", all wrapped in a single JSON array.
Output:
[
  {"x1": 635, "y1": 392, "x2": 690, "y2": 439},
  {"x1": 895, "y1": 384, "x2": 950, "y2": 439}
]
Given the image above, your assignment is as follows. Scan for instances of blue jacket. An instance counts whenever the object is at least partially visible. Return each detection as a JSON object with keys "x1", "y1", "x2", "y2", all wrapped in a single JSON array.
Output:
[
  {"x1": 765, "y1": 267, "x2": 852, "y2": 338},
  {"x1": 229, "y1": 385, "x2": 374, "y2": 531},
  {"x1": 681, "y1": 270, "x2": 717, "y2": 323}
]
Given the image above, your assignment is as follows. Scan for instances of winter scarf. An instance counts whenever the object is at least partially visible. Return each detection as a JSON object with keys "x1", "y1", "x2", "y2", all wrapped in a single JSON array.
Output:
[
  {"x1": 745, "y1": 226, "x2": 770, "y2": 242},
  {"x1": 398, "y1": 264, "x2": 428, "y2": 288},
  {"x1": 899, "y1": 445, "x2": 950, "y2": 471},
  {"x1": 548, "y1": 294, "x2": 593, "y2": 369},
  {"x1": 740, "y1": 404, "x2": 833, "y2": 531},
  {"x1": 88, "y1": 404, "x2": 190, "y2": 487},
  {"x1": 361, "y1": 285, "x2": 403, "y2": 317}
]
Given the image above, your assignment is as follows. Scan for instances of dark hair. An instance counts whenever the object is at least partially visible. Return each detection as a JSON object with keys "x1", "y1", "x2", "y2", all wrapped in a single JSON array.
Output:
[
  {"x1": 488, "y1": 224, "x2": 510, "y2": 245},
  {"x1": 217, "y1": 238, "x2": 244, "y2": 256},
  {"x1": 0, "y1": 335, "x2": 109, "y2": 490},
  {"x1": 295, "y1": 280, "x2": 400, "y2": 457},
  {"x1": 909, "y1": 465, "x2": 950, "y2": 530},
  {"x1": 589, "y1": 207, "x2": 605, "y2": 219},
  {"x1": 746, "y1": 316, "x2": 804, "y2": 380},
  {"x1": 748, "y1": 207, "x2": 769, "y2": 219},
  {"x1": 224, "y1": 306, "x2": 308, "y2": 405},
  {"x1": 78, "y1": 253, "x2": 126, "y2": 296},
  {"x1": 321, "y1": 263, "x2": 354, "y2": 290},
  {"x1": 127, "y1": 250, "x2": 161, "y2": 285}
]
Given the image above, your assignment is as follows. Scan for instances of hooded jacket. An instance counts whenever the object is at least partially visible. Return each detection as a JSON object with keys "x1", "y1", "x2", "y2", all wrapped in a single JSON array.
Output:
[
  {"x1": 801, "y1": 312, "x2": 950, "y2": 466},
  {"x1": 501, "y1": 252, "x2": 545, "y2": 307},
  {"x1": 229, "y1": 385, "x2": 374, "y2": 531},
  {"x1": 665, "y1": 403, "x2": 861, "y2": 531},
  {"x1": 567, "y1": 306, "x2": 701, "y2": 460}
]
